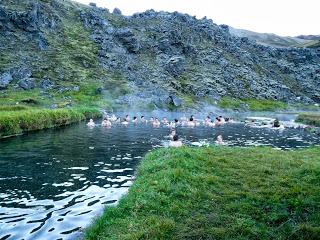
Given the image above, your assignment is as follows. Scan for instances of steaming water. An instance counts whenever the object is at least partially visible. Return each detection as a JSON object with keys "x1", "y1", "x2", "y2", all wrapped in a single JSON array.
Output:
[{"x1": 0, "y1": 119, "x2": 319, "y2": 240}]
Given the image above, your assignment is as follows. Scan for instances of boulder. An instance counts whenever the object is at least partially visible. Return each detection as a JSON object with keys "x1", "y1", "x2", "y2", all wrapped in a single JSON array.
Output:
[
  {"x1": 11, "y1": 67, "x2": 32, "y2": 80},
  {"x1": 18, "y1": 78, "x2": 36, "y2": 90},
  {"x1": 112, "y1": 8, "x2": 122, "y2": 15},
  {"x1": 95, "y1": 87, "x2": 103, "y2": 94},
  {"x1": 40, "y1": 79, "x2": 54, "y2": 90},
  {"x1": 167, "y1": 95, "x2": 182, "y2": 107},
  {"x1": 0, "y1": 72, "x2": 13, "y2": 89}
]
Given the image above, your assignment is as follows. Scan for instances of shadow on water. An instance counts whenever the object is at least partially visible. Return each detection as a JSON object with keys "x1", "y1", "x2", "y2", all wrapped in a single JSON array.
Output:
[{"x1": 0, "y1": 115, "x2": 320, "y2": 239}]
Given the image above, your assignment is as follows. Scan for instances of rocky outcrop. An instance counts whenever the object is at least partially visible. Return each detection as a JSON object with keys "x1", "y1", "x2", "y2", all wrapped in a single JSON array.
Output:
[{"x1": 78, "y1": 6, "x2": 320, "y2": 107}]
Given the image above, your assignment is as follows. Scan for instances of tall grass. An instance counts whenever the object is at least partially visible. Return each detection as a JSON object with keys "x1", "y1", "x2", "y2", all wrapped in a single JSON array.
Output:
[
  {"x1": 85, "y1": 147, "x2": 320, "y2": 240},
  {"x1": 296, "y1": 113, "x2": 320, "y2": 127},
  {"x1": 0, "y1": 107, "x2": 101, "y2": 137}
]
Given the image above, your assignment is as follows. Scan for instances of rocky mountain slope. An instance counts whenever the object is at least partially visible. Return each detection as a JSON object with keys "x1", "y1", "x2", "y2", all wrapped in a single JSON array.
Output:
[
  {"x1": 1, "y1": 0, "x2": 320, "y2": 110},
  {"x1": 228, "y1": 27, "x2": 314, "y2": 48}
]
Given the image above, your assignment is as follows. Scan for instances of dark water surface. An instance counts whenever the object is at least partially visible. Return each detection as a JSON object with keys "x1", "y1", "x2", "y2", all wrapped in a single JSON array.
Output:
[{"x1": 0, "y1": 121, "x2": 320, "y2": 240}]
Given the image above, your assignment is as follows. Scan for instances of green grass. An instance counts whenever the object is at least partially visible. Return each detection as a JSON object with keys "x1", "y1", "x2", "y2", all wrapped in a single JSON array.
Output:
[
  {"x1": 296, "y1": 113, "x2": 320, "y2": 127},
  {"x1": 0, "y1": 107, "x2": 101, "y2": 138},
  {"x1": 218, "y1": 97, "x2": 288, "y2": 111},
  {"x1": 0, "y1": 105, "x2": 30, "y2": 111},
  {"x1": 85, "y1": 146, "x2": 320, "y2": 240}
]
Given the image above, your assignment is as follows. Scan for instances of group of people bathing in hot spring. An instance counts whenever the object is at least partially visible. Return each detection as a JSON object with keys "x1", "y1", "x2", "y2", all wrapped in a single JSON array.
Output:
[
  {"x1": 87, "y1": 114, "x2": 232, "y2": 128},
  {"x1": 87, "y1": 114, "x2": 230, "y2": 147}
]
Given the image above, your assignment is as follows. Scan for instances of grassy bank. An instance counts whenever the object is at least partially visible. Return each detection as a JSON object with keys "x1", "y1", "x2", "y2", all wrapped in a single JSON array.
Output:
[
  {"x1": 296, "y1": 113, "x2": 320, "y2": 127},
  {"x1": 86, "y1": 147, "x2": 320, "y2": 240},
  {"x1": 0, "y1": 106, "x2": 101, "y2": 138}
]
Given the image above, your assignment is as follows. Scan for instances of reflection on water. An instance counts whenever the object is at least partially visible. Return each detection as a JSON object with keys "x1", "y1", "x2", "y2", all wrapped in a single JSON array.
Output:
[{"x1": 0, "y1": 121, "x2": 319, "y2": 240}]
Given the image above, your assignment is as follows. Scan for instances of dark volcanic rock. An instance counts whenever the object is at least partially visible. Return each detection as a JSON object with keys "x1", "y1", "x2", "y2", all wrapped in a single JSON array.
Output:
[
  {"x1": 18, "y1": 78, "x2": 36, "y2": 90},
  {"x1": 166, "y1": 95, "x2": 182, "y2": 107},
  {"x1": 165, "y1": 56, "x2": 185, "y2": 77},
  {"x1": 0, "y1": 72, "x2": 13, "y2": 89},
  {"x1": 95, "y1": 87, "x2": 103, "y2": 94},
  {"x1": 112, "y1": 8, "x2": 122, "y2": 15},
  {"x1": 115, "y1": 28, "x2": 140, "y2": 53},
  {"x1": 11, "y1": 68, "x2": 32, "y2": 81},
  {"x1": 40, "y1": 79, "x2": 54, "y2": 90}
]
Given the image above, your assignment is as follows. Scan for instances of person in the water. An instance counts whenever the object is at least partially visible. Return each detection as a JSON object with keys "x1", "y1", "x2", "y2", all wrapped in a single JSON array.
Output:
[
  {"x1": 121, "y1": 118, "x2": 129, "y2": 125},
  {"x1": 87, "y1": 119, "x2": 95, "y2": 127},
  {"x1": 132, "y1": 116, "x2": 138, "y2": 124},
  {"x1": 169, "y1": 134, "x2": 183, "y2": 147},
  {"x1": 141, "y1": 116, "x2": 147, "y2": 123},
  {"x1": 204, "y1": 116, "x2": 211, "y2": 125},
  {"x1": 215, "y1": 135, "x2": 224, "y2": 145},
  {"x1": 169, "y1": 129, "x2": 176, "y2": 140},
  {"x1": 162, "y1": 117, "x2": 169, "y2": 125},
  {"x1": 115, "y1": 117, "x2": 121, "y2": 123},
  {"x1": 273, "y1": 118, "x2": 281, "y2": 128},
  {"x1": 101, "y1": 118, "x2": 112, "y2": 127},
  {"x1": 153, "y1": 118, "x2": 161, "y2": 127},
  {"x1": 219, "y1": 116, "x2": 225, "y2": 124},
  {"x1": 187, "y1": 116, "x2": 195, "y2": 127},
  {"x1": 169, "y1": 118, "x2": 179, "y2": 128},
  {"x1": 125, "y1": 115, "x2": 130, "y2": 122},
  {"x1": 215, "y1": 117, "x2": 222, "y2": 125}
]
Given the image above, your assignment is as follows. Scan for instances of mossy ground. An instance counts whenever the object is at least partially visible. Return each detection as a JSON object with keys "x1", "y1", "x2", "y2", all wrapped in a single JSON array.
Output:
[
  {"x1": 296, "y1": 113, "x2": 320, "y2": 127},
  {"x1": 85, "y1": 146, "x2": 320, "y2": 240},
  {"x1": 0, "y1": 106, "x2": 101, "y2": 138}
]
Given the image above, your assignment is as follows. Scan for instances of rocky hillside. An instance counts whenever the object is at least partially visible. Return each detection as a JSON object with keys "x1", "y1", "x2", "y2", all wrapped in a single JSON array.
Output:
[
  {"x1": 228, "y1": 27, "x2": 314, "y2": 48},
  {"x1": 1, "y1": 0, "x2": 320, "y2": 110}
]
